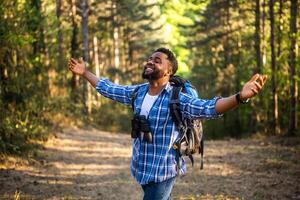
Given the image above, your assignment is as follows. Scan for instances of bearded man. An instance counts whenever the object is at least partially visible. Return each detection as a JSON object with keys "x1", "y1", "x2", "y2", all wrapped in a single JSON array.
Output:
[{"x1": 68, "y1": 48, "x2": 267, "y2": 200}]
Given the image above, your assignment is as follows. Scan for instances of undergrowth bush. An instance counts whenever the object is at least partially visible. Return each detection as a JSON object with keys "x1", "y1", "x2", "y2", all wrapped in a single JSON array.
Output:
[{"x1": 0, "y1": 101, "x2": 51, "y2": 155}]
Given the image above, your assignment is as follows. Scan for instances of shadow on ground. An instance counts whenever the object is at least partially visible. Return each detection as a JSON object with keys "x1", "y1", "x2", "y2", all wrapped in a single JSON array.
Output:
[{"x1": 0, "y1": 129, "x2": 299, "y2": 200}]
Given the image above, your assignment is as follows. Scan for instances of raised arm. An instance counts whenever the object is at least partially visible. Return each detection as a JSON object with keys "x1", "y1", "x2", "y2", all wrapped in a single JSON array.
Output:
[
  {"x1": 68, "y1": 57, "x2": 139, "y2": 105},
  {"x1": 179, "y1": 73, "x2": 267, "y2": 119},
  {"x1": 215, "y1": 74, "x2": 267, "y2": 114},
  {"x1": 68, "y1": 57, "x2": 98, "y2": 87}
]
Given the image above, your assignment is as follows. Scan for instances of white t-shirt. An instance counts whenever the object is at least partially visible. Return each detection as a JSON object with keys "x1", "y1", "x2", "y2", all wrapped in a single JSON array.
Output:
[{"x1": 140, "y1": 93, "x2": 158, "y2": 118}]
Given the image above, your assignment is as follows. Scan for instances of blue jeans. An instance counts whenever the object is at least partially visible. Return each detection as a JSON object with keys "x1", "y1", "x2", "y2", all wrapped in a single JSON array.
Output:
[{"x1": 141, "y1": 176, "x2": 176, "y2": 200}]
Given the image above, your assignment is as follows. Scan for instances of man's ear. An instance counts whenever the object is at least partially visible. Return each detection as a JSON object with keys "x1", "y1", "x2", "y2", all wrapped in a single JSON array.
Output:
[
  {"x1": 164, "y1": 68, "x2": 172, "y2": 77},
  {"x1": 167, "y1": 64, "x2": 172, "y2": 76}
]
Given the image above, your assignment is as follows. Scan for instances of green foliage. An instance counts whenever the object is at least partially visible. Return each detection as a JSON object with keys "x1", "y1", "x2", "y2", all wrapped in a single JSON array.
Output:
[
  {"x1": 0, "y1": 0, "x2": 52, "y2": 155},
  {"x1": 158, "y1": 0, "x2": 204, "y2": 77},
  {"x1": 0, "y1": 0, "x2": 299, "y2": 157},
  {"x1": 0, "y1": 100, "x2": 50, "y2": 154}
]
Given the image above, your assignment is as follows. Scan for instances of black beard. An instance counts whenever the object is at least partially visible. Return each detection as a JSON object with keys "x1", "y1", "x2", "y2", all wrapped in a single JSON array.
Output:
[{"x1": 142, "y1": 68, "x2": 163, "y2": 80}]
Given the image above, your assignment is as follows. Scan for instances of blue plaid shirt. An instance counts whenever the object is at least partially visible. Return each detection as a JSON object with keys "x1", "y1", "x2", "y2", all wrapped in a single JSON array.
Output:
[{"x1": 96, "y1": 78, "x2": 221, "y2": 185}]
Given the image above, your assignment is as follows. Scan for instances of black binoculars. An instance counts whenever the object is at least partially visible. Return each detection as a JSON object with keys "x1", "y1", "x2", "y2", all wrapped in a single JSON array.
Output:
[{"x1": 131, "y1": 114, "x2": 152, "y2": 143}]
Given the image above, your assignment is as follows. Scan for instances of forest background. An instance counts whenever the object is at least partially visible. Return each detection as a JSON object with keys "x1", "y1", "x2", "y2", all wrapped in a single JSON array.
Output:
[{"x1": 0, "y1": 0, "x2": 299, "y2": 156}]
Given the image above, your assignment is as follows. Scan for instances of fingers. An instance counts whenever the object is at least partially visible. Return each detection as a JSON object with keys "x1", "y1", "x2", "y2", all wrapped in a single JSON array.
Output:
[
  {"x1": 253, "y1": 74, "x2": 268, "y2": 91},
  {"x1": 256, "y1": 74, "x2": 268, "y2": 87},
  {"x1": 262, "y1": 75, "x2": 268, "y2": 84},
  {"x1": 256, "y1": 75, "x2": 264, "y2": 87},
  {"x1": 68, "y1": 57, "x2": 85, "y2": 66},
  {"x1": 251, "y1": 87, "x2": 259, "y2": 95},
  {"x1": 252, "y1": 74, "x2": 268, "y2": 94},
  {"x1": 79, "y1": 57, "x2": 84, "y2": 63},
  {"x1": 254, "y1": 81, "x2": 262, "y2": 90},
  {"x1": 68, "y1": 60, "x2": 74, "y2": 69},
  {"x1": 250, "y1": 74, "x2": 267, "y2": 83},
  {"x1": 68, "y1": 57, "x2": 82, "y2": 70},
  {"x1": 250, "y1": 73, "x2": 260, "y2": 82},
  {"x1": 251, "y1": 74, "x2": 268, "y2": 86},
  {"x1": 70, "y1": 58, "x2": 78, "y2": 65},
  {"x1": 68, "y1": 58, "x2": 78, "y2": 72},
  {"x1": 68, "y1": 63, "x2": 74, "y2": 70}
]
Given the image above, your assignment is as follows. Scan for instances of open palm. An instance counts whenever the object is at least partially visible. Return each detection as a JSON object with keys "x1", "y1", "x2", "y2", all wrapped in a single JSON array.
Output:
[{"x1": 68, "y1": 57, "x2": 86, "y2": 76}]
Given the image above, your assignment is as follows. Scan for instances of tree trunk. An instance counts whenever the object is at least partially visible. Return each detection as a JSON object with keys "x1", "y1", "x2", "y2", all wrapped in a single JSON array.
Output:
[
  {"x1": 31, "y1": 0, "x2": 48, "y2": 92},
  {"x1": 56, "y1": 0, "x2": 64, "y2": 71},
  {"x1": 93, "y1": 36, "x2": 100, "y2": 79},
  {"x1": 251, "y1": 0, "x2": 263, "y2": 134},
  {"x1": 31, "y1": 0, "x2": 43, "y2": 56},
  {"x1": 0, "y1": 60, "x2": 7, "y2": 104},
  {"x1": 222, "y1": 0, "x2": 235, "y2": 136},
  {"x1": 93, "y1": 36, "x2": 102, "y2": 107},
  {"x1": 262, "y1": 0, "x2": 267, "y2": 67},
  {"x1": 70, "y1": 0, "x2": 79, "y2": 102},
  {"x1": 41, "y1": 0, "x2": 51, "y2": 96},
  {"x1": 81, "y1": 0, "x2": 89, "y2": 113},
  {"x1": 288, "y1": 0, "x2": 298, "y2": 136},
  {"x1": 30, "y1": 0, "x2": 45, "y2": 87},
  {"x1": 277, "y1": 0, "x2": 283, "y2": 58},
  {"x1": 269, "y1": 0, "x2": 279, "y2": 135},
  {"x1": 255, "y1": 0, "x2": 262, "y2": 73},
  {"x1": 112, "y1": 0, "x2": 120, "y2": 84},
  {"x1": 81, "y1": 0, "x2": 90, "y2": 64},
  {"x1": 235, "y1": 34, "x2": 242, "y2": 136}
]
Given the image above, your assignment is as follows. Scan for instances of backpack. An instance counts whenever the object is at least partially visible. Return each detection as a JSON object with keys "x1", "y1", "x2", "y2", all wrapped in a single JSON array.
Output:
[
  {"x1": 131, "y1": 75, "x2": 204, "y2": 171},
  {"x1": 169, "y1": 75, "x2": 204, "y2": 171}
]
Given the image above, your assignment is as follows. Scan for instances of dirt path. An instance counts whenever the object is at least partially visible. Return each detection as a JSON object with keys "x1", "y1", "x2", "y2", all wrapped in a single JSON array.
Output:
[{"x1": 0, "y1": 128, "x2": 300, "y2": 200}]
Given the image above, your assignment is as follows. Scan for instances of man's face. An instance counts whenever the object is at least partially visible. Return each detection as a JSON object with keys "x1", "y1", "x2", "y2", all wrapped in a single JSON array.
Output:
[{"x1": 142, "y1": 52, "x2": 172, "y2": 80}]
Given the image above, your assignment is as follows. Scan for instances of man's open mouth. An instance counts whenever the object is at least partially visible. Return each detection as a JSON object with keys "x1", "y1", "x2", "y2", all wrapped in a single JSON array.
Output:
[{"x1": 144, "y1": 65, "x2": 154, "y2": 74}]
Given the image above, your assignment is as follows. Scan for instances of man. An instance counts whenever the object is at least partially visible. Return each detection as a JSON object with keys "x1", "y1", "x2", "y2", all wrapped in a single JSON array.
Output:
[{"x1": 68, "y1": 48, "x2": 267, "y2": 200}]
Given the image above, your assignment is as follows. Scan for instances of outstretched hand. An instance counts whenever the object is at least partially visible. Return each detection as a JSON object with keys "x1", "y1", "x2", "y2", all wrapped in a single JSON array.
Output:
[
  {"x1": 68, "y1": 57, "x2": 86, "y2": 76},
  {"x1": 240, "y1": 74, "x2": 267, "y2": 100}
]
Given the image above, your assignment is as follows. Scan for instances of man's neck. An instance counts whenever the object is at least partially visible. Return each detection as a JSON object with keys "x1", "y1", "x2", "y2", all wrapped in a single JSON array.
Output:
[{"x1": 148, "y1": 77, "x2": 169, "y2": 95}]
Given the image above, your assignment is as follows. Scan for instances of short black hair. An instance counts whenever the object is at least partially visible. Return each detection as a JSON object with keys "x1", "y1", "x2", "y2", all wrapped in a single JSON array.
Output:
[{"x1": 154, "y1": 48, "x2": 178, "y2": 76}]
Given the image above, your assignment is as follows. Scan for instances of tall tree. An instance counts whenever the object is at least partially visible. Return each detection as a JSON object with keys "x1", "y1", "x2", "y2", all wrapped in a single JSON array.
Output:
[
  {"x1": 288, "y1": 0, "x2": 298, "y2": 135},
  {"x1": 251, "y1": 0, "x2": 263, "y2": 133},
  {"x1": 56, "y1": 0, "x2": 64, "y2": 70},
  {"x1": 255, "y1": 0, "x2": 262, "y2": 73},
  {"x1": 70, "y1": 0, "x2": 80, "y2": 102},
  {"x1": 262, "y1": 0, "x2": 267, "y2": 67},
  {"x1": 80, "y1": 0, "x2": 89, "y2": 113},
  {"x1": 112, "y1": 0, "x2": 120, "y2": 84},
  {"x1": 269, "y1": 0, "x2": 279, "y2": 134},
  {"x1": 81, "y1": 0, "x2": 90, "y2": 63},
  {"x1": 277, "y1": 0, "x2": 283, "y2": 59}
]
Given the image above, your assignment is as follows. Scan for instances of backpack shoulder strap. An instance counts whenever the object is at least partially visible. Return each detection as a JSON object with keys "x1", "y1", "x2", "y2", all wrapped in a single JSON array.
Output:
[
  {"x1": 170, "y1": 85, "x2": 188, "y2": 172},
  {"x1": 169, "y1": 86, "x2": 183, "y2": 129}
]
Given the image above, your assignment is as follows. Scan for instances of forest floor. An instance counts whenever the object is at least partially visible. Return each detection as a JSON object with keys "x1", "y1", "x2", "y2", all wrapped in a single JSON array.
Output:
[{"x1": 0, "y1": 128, "x2": 300, "y2": 200}]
